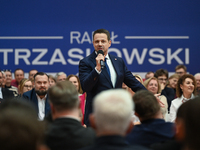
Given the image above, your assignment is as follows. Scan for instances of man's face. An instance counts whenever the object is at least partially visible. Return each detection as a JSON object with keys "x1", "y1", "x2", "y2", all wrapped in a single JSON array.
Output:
[
  {"x1": 176, "y1": 68, "x2": 186, "y2": 77},
  {"x1": 195, "y1": 74, "x2": 200, "y2": 88},
  {"x1": 0, "y1": 72, "x2": 2, "y2": 87},
  {"x1": 157, "y1": 75, "x2": 168, "y2": 86},
  {"x1": 15, "y1": 70, "x2": 24, "y2": 83},
  {"x1": 145, "y1": 73, "x2": 154, "y2": 80},
  {"x1": 57, "y1": 74, "x2": 66, "y2": 82},
  {"x1": 93, "y1": 33, "x2": 111, "y2": 56},
  {"x1": 29, "y1": 70, "x2": 38, "y2": 80},
  {"x1": 5, "y1": 71, "x2": 12, "y2": 84},
  {"x1": 34, "y1": 75, "x2": 49, "y2": 96}
]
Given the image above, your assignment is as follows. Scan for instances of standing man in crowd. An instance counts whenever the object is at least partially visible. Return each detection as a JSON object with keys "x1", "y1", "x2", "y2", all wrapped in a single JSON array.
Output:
[
  {"x1": 29, "y1": 69, "x2": 38, "y2": 80},
  {"x1": 79, "y1": 29, "x2": 146, "y2": 126},
  {"x1": 11, "y1": 68, "x2": 24, "y2": 88},
  {"x1": 22, "y1": 72, "x2": 50, "y2": 120}
]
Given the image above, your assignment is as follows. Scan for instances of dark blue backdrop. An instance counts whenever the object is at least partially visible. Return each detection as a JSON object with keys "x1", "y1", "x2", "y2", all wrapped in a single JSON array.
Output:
[{"x1": 0, "y1": 0, "x2": 199, "y2": 76}]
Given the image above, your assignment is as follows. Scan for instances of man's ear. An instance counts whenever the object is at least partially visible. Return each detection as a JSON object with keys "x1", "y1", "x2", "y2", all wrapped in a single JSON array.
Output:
[
  {"x1": 126, "y1": 121, "x2": 134, "y2": 135},
  {"x1": 175, "y1": 118, "x2": 185, "y2": 142},
  {"x1": 89, "y1": 114, "x2": 96, "y2": 130}
]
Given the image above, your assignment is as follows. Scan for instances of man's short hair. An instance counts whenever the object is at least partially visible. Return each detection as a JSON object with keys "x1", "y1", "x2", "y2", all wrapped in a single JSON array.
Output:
[
  {"x1": 55, "y1": 72, "x2": 67, "y2": 79},
  {"x1": 48, "y1": 81, "x2": 79, "y2": 112},
  {"x1": 93, "y1": 89, "x2": 133, "y2": 135},
  {"x1": 176, "y1": 97, "x2": 200, "y2": 150},
  {"x1": 175, "y1": 64, "x2": 187, "y2": 72},
  {"x1": 0, "y1": 99, "x2": 45, "y2": 150},
  {"x1": 33, "y1": 72, "x2": 49, "y2": 80},
  {"x1": 14, "y1": 68, "x2": 24, "y2": 75},
  {"x1": 154, "y1": 69, "x2": 169, "y2": 79},
  {"x1": 93, "y1": 29, "x2": 111, "y2": 41},
  {"x1": 133, "y1": 90, "x2": 160, "y2": 120}
]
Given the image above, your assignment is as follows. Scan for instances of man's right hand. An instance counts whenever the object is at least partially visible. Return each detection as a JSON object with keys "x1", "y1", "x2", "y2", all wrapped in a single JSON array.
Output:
[{"x1": 95, "y1": 54, "x2": 105, "y2": 72}]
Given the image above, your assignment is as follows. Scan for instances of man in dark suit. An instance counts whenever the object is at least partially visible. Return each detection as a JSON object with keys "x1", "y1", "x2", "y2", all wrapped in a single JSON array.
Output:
[
  {"x1": 22, "y1": 72, "x2": 50, "y2": 120},
  {"x1": 0, "y1": 71, "x2": 15, "y2": 103},
  {"x1": 45, "y1": 81, "x2": 95, "y2": 150},
  {"x1": 80, "y1": 89, "x2": 149, "y2": 150},
  {"x1": 79, "y1": 29, "x2": 146, "y2": 126}
]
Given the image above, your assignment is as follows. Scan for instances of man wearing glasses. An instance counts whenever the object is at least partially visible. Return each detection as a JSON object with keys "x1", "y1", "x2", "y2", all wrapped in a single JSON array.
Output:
[{"x1": 154, "y1": 69, "x2": 175, "y2": 111}]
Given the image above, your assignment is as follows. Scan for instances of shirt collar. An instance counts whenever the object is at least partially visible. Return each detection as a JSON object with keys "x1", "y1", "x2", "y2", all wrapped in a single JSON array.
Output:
[{"x1": 181, "y1": 94, "x2": 195, "y2": 100}]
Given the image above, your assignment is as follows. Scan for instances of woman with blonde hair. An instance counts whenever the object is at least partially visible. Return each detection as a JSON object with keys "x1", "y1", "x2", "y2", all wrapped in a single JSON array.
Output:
[
  {"x1": 18, "y1": 78, "x2": 33, "y2": 96},
  {"x1": 143, "y1": 77, "x2": 168, "y2": 120}
]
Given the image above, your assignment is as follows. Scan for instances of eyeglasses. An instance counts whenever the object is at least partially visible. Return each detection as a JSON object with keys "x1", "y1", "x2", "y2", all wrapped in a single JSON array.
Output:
[
  {"x1": 158, "y1": 78, "x2": 167, "y2": 81},
  {"x1": 24, "y1": 85, "x2": 33, "y2": 88}
]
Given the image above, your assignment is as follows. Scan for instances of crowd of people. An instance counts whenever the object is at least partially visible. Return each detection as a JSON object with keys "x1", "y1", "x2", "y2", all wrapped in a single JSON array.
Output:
[{"x1": 0, "y1": 28, "x2": 200, "y2": 150}]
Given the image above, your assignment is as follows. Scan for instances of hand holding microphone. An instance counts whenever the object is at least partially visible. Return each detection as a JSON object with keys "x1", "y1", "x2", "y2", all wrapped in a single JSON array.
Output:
[{"x1": 96, "y1": 50, "x2": 105, "y2": 71}]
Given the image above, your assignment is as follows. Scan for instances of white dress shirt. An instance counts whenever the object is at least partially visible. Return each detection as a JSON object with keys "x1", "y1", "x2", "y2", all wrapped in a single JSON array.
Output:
[
  {"x1": 37, "y1": 94, "x2": 47, "y2": 121},
  {"x1": 0, "y1": 87, "x2": 3, "y2": 99},
  {"x1": 169, "y1": 94, "x2": 195, "y2": 122}
]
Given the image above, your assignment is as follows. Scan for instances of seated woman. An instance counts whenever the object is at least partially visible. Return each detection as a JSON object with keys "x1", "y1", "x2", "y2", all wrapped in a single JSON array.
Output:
[
  {"x1": 18, "y1": 78, "x2": 33, "y2": 96},
  {"x1": 169, "y1": 74, "x2": 197, "y2": 122},
  {"x1": 66, "y1": 74, "x2": 86, "y2": 125},
  {"x1": 144, "y1": 77, "x2": 168, "y2": 120},
  {"x1": 167, "y1": 74, "x2": 180, "y2": 98},
  {"x1": 48, "y1": 75, "x2": 56, "y2": 87}
]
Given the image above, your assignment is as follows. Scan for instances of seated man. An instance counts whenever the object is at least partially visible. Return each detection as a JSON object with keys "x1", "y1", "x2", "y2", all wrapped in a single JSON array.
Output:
[
  {"x1": 45, "y1": 81, "x2": 95, "y2": 150},
  {"x1": 81, "y1": 89, "x2": 149, "y2": 150},
  {"x1": 11, "y1": 68, "x2": 24, "y2": 88},
  {"x1": 22, "y1": 72, "x2": 50, "y2": 120},
  {"x1": 126, "y1": 90, "x2": 175, "y2": 147}
]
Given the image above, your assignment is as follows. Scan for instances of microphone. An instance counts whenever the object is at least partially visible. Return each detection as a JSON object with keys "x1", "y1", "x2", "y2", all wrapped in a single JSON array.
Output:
[{"x1": 97, "y1": 50, "x2": 105, "y2": 69}]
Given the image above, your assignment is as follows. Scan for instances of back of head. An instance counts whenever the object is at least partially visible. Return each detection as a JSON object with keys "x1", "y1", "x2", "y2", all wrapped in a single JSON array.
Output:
[
  {"x1": 176, "y1": 97, "x2": 200, "y2": 150},
  {"x1": 48, "y1": 81, "x2": 79, "y2": 112},
  {"x1": 93, "y1": 89, "x2": 133, "y2": 135},
  {"x1": 0, "y1": 99, "x2": 45, "y2": 150},
  {"x1": 133, "y1": 90, "x2": 160, "y2": 120}
]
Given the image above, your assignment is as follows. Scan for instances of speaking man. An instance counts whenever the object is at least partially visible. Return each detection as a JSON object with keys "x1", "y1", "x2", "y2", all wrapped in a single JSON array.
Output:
[{"x1": 79, "y1": 29, "x2": 146, "y2": 126}]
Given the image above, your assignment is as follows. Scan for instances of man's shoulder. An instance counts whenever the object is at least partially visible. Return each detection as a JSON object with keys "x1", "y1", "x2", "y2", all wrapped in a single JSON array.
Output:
[{"x1": 22, "y1": 89, "x2": 35, "y2": 99}]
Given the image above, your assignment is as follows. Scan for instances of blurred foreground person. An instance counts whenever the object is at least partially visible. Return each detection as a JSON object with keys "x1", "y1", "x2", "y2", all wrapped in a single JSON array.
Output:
[
  {"x1": 81, "y1": 89, "x2": 149, "y2": 150},
  {"x1": 0, "y1": 99, "x2": 48, "y2": 150},
  {"x1": 46, "y1": 81, "x2": 95, "y2": 150},
  {"x1": 126, "y1": 90, "x2": 175, "y2": 148}
]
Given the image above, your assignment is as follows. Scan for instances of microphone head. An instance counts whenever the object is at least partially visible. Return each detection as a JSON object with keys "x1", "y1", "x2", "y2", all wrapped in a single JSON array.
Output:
[{"x1": 97, "y1": 50, "x2": 104, "y2": 55}]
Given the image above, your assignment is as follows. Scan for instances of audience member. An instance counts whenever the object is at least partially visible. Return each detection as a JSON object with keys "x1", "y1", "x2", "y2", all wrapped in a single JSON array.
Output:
[
  {"x1": 169, "y1": 74, "x2": 197, "y2": 122},
  {"x1": 4, "y1": 69, "x2": 18, "y2": 96},
  {"x1": 0, "y1": 71, "x2": 15, "y2": 102},
  {"x1": 194, "y1": 73, "x2": 200, "y2": 95},
  {"x1": 55, "y1": 72, "x2": 67, "y2": 82},
  {"x1": 167, "y1": 74, "x2": 180, "y2": 98},
  {"x1": 0, "y1": 99, "x2": 48, "y2": 150},
  {"x1": 22, "y1": 72, "x2": 50, "y2": 120},
  {"x1": 11, "y1": 68, "x2": 24, "y2": 88},
  {"x1": 154, "y1": 69, "x2": 175, "y2": 110},
  {"x1": 175, "y1": 65, "x2": 187, "y2": 77},
  {"x1": 145, "y1": 71, "x2": 154, "y2": 80},
  {"x1": 143, "y1": 77, "x2": 168, "y2": 120},
  {"x1": 66, "y1": 74, "x2": 86, "y2": 124},
  {"x1": 126, "y1": 90, "x2": 175, "y2": 147},
  {"x1": 49, "y1": 75, "x2": 56, "y2": 87},
  {"x1": 175, "y1": 96, "x2": 200, "y2": 150},
  {"x1": 18, "y1": 78, "x2": 33, "y2": 96},
  {"x1": 81, "y1": 89, "x2": 149, "y2": 150},
  {"x1": 45, "y1": 81, "x2": 95, "y2": 150},
  {"x1": 29, "y1": 69, "x2": 38, "y2": 80}
]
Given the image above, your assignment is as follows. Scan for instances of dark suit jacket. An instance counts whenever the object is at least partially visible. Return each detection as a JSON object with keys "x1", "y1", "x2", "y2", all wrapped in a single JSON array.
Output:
[
  {"x1": 0, "y1": 88, "x2": 15, "y2": 103},
  {"x1": 79, "y1": 51, "x2": 146, "y2": 125},
  {"x1": 161, "y1": 86, "x2": 175, "y2": 111},
  {"x1": 22, "y1": 88, "x2": 50, "y2": 117},
  {"x1": 45, "y1": 117, "x2": 96, "y2": 150},
  {"x1": 126, "y1": 119, "x2": 175, "y2": 147},
  {"x1": 80, "y1": 135, "x2": 150, "y2": 150}
]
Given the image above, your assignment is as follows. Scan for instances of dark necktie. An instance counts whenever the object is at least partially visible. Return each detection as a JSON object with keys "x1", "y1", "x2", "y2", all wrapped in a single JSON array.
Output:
[{"x1": 105, "y1": 58, "x2": 111, "y2": 78}]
